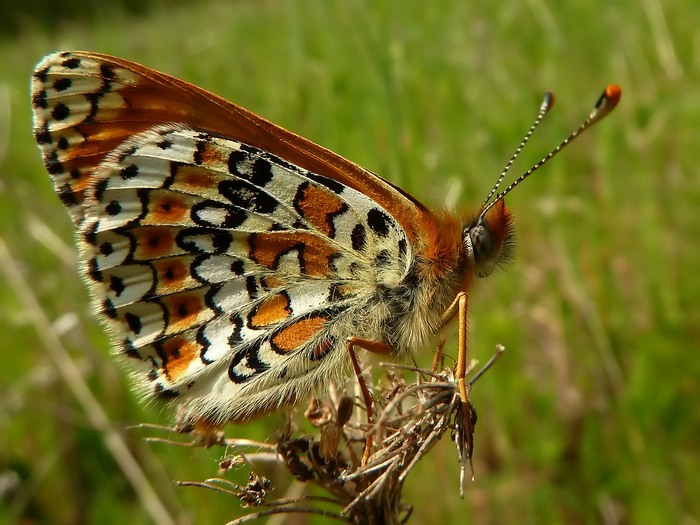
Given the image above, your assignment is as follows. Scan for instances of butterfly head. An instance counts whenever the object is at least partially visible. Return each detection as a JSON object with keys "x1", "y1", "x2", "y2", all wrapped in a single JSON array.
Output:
[
  {"x1": 464, "y1": 199, "x2": 515, "y2": 278},
  {"x1": 463, "y1": 84, "x2": 622, "y2": 278}
]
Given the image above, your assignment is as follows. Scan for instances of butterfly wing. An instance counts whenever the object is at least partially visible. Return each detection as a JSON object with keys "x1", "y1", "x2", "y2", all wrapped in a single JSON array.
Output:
[
  {"x1": 32, "y1": 51, "x2": 441, "y2": 424},
  {"x1": 32, "y1": 51, "x2": 434, "y2": 239}
]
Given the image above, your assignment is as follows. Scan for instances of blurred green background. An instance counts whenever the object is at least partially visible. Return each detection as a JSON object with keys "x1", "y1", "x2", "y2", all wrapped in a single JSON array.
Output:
[{"x1": 1, "y1": 0, "x2": 698, "y2": 523}]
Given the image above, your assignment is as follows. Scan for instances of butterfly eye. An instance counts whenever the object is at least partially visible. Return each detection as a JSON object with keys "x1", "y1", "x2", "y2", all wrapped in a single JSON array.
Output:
[{"x1": 469, "y1": 224, "x2": 495, "y2": 265}]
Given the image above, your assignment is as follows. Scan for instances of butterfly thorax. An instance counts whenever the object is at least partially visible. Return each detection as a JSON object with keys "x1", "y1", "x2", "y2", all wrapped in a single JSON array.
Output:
[
  {"x1": 382, "y1": 199, "x2": 514, "y2": 357},
  {"x1": 378, "y1": 211, "x2": 467, "y2": 355}
]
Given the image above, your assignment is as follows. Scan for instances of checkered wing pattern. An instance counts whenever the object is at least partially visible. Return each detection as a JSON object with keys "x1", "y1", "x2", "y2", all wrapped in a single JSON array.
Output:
[{"x1": 31, "y1": 51, "x2": 433, "y2": 424}]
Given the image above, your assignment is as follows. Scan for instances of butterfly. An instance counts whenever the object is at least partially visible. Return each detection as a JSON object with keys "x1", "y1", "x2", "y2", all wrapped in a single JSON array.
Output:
[{"x1": 31, "y1": 51, "x2": 620, "y2": 443}]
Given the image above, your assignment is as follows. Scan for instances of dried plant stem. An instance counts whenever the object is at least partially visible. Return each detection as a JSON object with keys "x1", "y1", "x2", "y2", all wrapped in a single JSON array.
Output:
[{"x1": 169, "y1": 345, "x2": 505, "y2": 524}]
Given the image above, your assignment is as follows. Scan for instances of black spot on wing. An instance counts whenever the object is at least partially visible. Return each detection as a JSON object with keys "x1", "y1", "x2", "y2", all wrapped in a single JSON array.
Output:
[
  {"x1": 118, "y1": 146, "x2": 138, "y2": 162},
  {"x1": 228, "y1": 147, "x2": 277, "y2": 188},
  {"x1": 61, "y1": 57, "x2": 81, "y2": 69},
  {"x1": 398, "y1": 238, "x2": 407, "y2": 259},
  {"x1": 51, "y1": 103, "x2": 70, "y2": 121},
  {"x1": 109, "y1": 275, "x2": 125, "y2": 296},
  {"x1": 120, "y1": 339, "x2": 141, "y2": 360},
  {"x1": 367, "y1": 208, "x2": 391, "y2": 237},
  {"x1": 53, "y1": 77, "x2": 71, "y2": 91},
  {"x1": 245, "y1": 275, "x2": 258, "y2": 299},
  {"x1": 34, "y1": 66, "x2": 48, "y2": 83},
  {"x1": 82, "y1": 221, "x2": 99, "y2": 247},
  {"x1": 227, "y1": 150, "x2": 247, "y2": 177},
  {"x1": 105, "y1": 201, "x2": 122, "y2": 216},
  {"x1": 102, "y1": 298, "x2": 117, "y2": 319},
  {"x1": 35, "y1": 124, "x2": 51, "y2": 144},
  {"x1": 86, "y1": 257, "x2": 103, "y2": 283},
  {"x1": 251, "y1": 158, "x2": 274, "y2": 187},
  {"x1": 33, "y1": 89, "x2": 48, "y2": 110},
  {"x1": 219, "y1": 179, "x2": 278, "y2": 214},
  {"x1": 56, "y1": 183, "x2": 78, "y2": 207},
  {"x1": 99, "y1": 63, "x2": 116, "y2": 80},
  {"x1": 121, "y1": 164, "x2": 139, "y2": 179},
  {"x1": 351, "y1": 223, "x2": 366, "y2": 251},
  {"x1": 375, "y1": 249, "x2": 392, "y2": 268},
  {"x1": 193, "y1": 139, "x2": 206, "y2": 165},
  {"x1": 99, "y1": 241, "x2": 114, "y2": 256},
  {"x1": 125, "y1": 312, "x2": 143, "y2": 335},
  {"x1": 230, "y1": 259, "x2": 245, "y2": 275}
]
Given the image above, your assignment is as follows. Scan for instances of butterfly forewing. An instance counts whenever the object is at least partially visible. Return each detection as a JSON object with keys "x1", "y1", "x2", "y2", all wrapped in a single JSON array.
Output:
[
  {"x1": 32, "y1": 51, "x2": 434, "y2": 424},
  {"x1": 32, "y1": 51, "x2": 436, "y2": 240}
]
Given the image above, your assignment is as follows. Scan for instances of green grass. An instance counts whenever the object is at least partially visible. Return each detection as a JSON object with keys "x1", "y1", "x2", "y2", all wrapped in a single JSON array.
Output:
[{"x1": 1, "y1": 0, "x2": 698, "y2": 523}]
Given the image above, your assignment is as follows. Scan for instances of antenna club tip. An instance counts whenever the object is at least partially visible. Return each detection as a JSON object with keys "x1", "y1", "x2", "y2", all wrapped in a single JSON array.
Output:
[
  {"x1": 542, "y1": 91, "x2": 555, "y2": 110},
  {"x1": 605, "y1": 84, "x2": 622, "y2": 106}
]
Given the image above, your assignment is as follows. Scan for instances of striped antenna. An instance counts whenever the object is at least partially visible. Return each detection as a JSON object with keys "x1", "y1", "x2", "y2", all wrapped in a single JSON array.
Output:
[
  {"x1": 480, "y1": 92, "x2": 555, "y2": 209},
  {"x1": 479, "y1": 84, "x2": 622, "y2": 221}
]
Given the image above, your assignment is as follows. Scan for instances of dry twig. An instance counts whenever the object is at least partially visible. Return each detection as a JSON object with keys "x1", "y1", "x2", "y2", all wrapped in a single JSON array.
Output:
[{"x1": 162, "y1": 347, "x2": 504, "y2": 524}]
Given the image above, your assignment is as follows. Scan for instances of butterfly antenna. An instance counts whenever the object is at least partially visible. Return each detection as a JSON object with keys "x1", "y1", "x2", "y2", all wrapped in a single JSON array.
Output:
[
  {"x1": 479, "y1": 84, "x2": 622, "y2": 220},
  {"x1": 481, "y1": 91, "x2": 555, "y2": 209}
]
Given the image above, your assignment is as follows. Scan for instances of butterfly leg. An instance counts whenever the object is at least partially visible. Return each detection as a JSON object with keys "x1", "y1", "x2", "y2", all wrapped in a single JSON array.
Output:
[
  {"x1": 346, "y1": 337, "x2": 392, "y2": 465},
  {"x1": 432, "y1": 337, "x2": 447, "y2": 372},
  {"x1": 440, "y1": 292, "x2": 476, "y2": 464},
  {"x1": 440, "y1": 292, "x2": 470, "y2": 397}
]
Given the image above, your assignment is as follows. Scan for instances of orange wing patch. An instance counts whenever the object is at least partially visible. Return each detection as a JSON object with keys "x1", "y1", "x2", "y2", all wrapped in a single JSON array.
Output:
[
  {"x1": 146, "y1": 192, "x2": 190, "y2": 223},
  {"x1": 173, "y1": 165, "x2": 222, "y2": 192},
  {"x1": 260, "y1": 274, "x2": 285, "y2": 290},
  {"x1": 156, "y1": 336, "x2": 202, "y2": 382},
  {"x1": 130, "y1": 227, "x2": 181, "y2": 259},
  {"x1": 160, "y1": 288, "x2": 213, "y2": 334},
  {"x1": 271, "y1": 315, "x2": 328, "y2": 353},
  {"x1": 198, "y1": 139, "x2": 230, "y2": 166},
  {"x1": 151, "y1": 256, "x2": 195, "y2": 294},
  {"x1": 250, "y1": 231, "x2": 339, "y2": 277},
  {"x1": 294, "y1": 181, "x2": 348, "y2": 237},
  {"x1": 249, "y1": 292, "x2": 292, "y2": 328}
]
